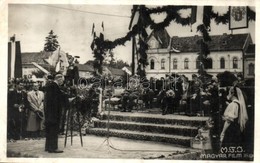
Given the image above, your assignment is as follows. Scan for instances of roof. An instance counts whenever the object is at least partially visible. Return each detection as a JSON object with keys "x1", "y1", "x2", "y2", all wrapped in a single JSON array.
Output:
[
  {"x1": 75, "y1": 64, "x2": 94, "y2": 72},
  {"x1": 245, "y1": 44, "x2": 255, "y2": 53},
  {"x1": 147, "y1": 29, "x2": 170, "y2": 48},
  {"x1": 107, "y1": 67, "x2": 125, "y2": 76},
  {"x1": 77, "y1": 63, "x2": 127, "y2": 76},
  {"x1": 170, "y1": 33, "x2": 251, "y2": 52},
  {"x1": 21, "y1": 51, "x2": 51, "y2": 64}
]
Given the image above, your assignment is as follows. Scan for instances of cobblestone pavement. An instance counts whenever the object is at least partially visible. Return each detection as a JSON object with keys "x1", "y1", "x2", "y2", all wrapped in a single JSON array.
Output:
[{"x1": 6, "y1": 134, "x2": 201, "y2": 160}]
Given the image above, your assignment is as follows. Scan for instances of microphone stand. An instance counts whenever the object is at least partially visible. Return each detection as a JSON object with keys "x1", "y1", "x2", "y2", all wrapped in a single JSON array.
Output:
[
  {"x1": 64, "y1": 81, "x2": 83, "y2": 147},
  {"x1": 97, "y1": 81, "x2": 113, "y2": 151}
]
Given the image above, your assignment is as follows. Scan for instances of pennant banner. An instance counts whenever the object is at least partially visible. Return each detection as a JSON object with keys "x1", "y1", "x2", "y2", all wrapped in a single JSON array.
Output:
[
  {"x1": 102, "y1": 21, "x2": 104, "y2": 31},
  {"x1": 92, "y1": 23, "x2": 95, "y2": 35}
]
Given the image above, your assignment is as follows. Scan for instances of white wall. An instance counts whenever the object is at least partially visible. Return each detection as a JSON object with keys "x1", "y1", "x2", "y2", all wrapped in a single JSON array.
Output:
[{"x1": 145, "y1": 50, "x2": 243, "y2": 80}]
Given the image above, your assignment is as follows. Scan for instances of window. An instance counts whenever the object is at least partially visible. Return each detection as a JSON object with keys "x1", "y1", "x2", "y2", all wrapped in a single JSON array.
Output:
[
  {"x1": 184, "y1": 58, "x2": 189, "y2": 69},
  {"x1": 205, "y1": 58, "x2": 213, "y2": 69},
  {"x1": 150, "y1": 59, "x2": 155, "y2": 70},
  {"x1": 249, "y1": 63, "x2": 254, "y2": 75},
  {"x1": 173, "y1": 59, "x2": 177, "y2": 69},
  {"x1": 161, "y1": 59, "x2": 165, "y2": 70},
  {"x1": 196, "y1": 57, "x2": 201, "y2": 69},
  {"x1": 233, "y1": 57, "x2": 238, "y2": 69},
  {"x1": 220, "y1": 58, "x2": 225, "y2": 69}
]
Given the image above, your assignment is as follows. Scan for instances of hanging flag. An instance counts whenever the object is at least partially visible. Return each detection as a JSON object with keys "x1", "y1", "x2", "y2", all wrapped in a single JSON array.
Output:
[
  {"x1": 101, "y1": 21, "x2": 104, "y2": 31},
  {"x1": 229, "y1": 6, "x2": 248, "y2": 30},
  {"x1": 190, "y1": 6, "x2": 197, "y2": 25},
  {"x1": 128, "y1": 5, "x2": 140, "y2": 30},
  {"x1": 8, "y1": 36, "x2": 22, "y2": 79},
  {"x1": 92, "y1": 23, "x2": 95, "y2": 35}
]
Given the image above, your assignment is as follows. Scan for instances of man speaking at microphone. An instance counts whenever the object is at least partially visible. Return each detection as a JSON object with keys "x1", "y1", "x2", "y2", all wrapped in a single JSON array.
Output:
[{"x1": 44, "y1": 74, "x2": 65, "y2": 153}]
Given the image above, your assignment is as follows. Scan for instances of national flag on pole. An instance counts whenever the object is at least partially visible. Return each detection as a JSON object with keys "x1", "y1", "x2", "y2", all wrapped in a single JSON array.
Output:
[
  {"x1": 55, "y1": 48, "x2": 61, "y2": 72},
  {"x1": 190, "y1": 6, "x2": 197, "y2": 25},
  {"x1": 55, "y1": 60, "x2": 61, "y2": 73},
  {"x1": 92, "y1": 23, "x2": 95, "y2": 35},
  {"x1": 8, "y1": 35, "x2": 22, "y2": 79},
  {"x1": 101, "y1": 21, "x2": 104, "y2": 31}
]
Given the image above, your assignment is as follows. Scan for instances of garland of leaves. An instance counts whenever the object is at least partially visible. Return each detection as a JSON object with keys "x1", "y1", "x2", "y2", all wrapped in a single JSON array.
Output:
[{"x1": 91, "y1": 5, "x2": 255, "y2": 77}]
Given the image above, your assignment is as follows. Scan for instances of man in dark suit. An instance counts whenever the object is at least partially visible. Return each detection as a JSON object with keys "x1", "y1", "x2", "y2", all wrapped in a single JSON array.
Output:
[
  {"x1": 44, "y1": 74, "x2": 65, "y2": 153},
  {"x1": 8, "y1": 82, "x2": 28, "y2": 140}
]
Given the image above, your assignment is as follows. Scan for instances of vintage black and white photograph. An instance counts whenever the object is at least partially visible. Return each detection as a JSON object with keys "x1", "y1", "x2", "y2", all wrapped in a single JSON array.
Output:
[{"x1": 3, "y1": 1, "x2": 256, "y2": 162}]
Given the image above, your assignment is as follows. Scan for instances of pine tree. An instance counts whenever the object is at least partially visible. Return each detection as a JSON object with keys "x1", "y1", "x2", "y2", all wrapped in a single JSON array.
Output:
[{"x1": 44, "y1": 30, "x2": 59, "y2": 52}]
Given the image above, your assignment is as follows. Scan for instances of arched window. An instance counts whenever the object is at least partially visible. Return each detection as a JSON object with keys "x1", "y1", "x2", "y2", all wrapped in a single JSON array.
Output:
[
  {"x1": 249, "y1": 63, "x2": 254, "y2": 75},
  {"x1": 184, "y1": 58, "x2": 189, "y2": 69},
  {"x1": 205, "y1": 58, "x2": 213, "y2": 69},
  {"x1": 196, "y1": 57, "x2": 200, "y2": 69},
  {"x1": 161, "y1": 59, "x2": 165, "y2": 70},
  {"x1": 233, "y1": 57, "x2": 238, "y2": 69},
  {"x1": 173, "y1": 58, "x2": 177, "y2": 69},
  {"x1": 150, "y1": 59, "x2": 155, "y2": 70},
  {"x1": 220, "y1": 57, "x2": 225, "y2": 69}
]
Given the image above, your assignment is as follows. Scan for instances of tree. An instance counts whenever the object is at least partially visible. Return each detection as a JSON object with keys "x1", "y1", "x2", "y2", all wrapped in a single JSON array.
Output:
[{"x1": 44, "y1": 30, "x2": 59, "y2": 52}]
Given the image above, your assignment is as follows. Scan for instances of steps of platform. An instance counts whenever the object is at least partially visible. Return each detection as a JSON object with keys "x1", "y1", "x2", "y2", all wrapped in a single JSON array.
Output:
[
  {"x1": 86, "y1": 128, "x2": 192, "y2": 147},
  {"x1": 93, "y1": 120, "x2": 198, "y2": 137},
  {"x1": 86, "y1": 111, "x2": 208, "y2": 147},
  {"x1": 101, "y1": 112, "x2": 207, "y2": 127}
]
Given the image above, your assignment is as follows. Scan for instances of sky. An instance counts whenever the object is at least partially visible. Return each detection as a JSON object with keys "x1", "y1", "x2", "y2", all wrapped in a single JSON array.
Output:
[{"x1": 8, "y1": 4, "x2": 255, "y2": 64}]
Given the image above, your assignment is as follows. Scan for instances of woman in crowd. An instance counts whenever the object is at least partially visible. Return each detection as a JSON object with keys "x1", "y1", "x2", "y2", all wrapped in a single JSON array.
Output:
[{"x1": 220, "y1": 86, "x2": 248, "y2": 152}]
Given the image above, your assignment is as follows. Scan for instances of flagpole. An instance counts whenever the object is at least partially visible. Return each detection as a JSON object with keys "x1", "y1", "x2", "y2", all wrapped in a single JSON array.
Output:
[{"x1": 132, "y1": 36, "x2": 135, "y2": 75}]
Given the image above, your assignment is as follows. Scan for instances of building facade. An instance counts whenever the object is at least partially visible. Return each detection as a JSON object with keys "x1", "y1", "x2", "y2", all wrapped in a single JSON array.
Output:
[{"x1": 142, "y1": 29, "x2": 254, "y2": 80}]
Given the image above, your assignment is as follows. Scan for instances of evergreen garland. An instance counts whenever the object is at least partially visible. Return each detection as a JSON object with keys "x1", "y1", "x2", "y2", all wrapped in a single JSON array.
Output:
[{"x1": 90, "y1": 5, "x2": 255, "y2": 77}]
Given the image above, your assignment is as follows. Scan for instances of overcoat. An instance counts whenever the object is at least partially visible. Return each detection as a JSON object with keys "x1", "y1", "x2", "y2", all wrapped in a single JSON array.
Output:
[{"x1": 26, "y1": 90, "x2": 44, "y2": 131}]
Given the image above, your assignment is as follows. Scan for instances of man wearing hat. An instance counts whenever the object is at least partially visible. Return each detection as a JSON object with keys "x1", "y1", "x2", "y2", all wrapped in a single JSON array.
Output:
[{"x1": 26, "y1": 82, "x2": 45, "y2": 138}]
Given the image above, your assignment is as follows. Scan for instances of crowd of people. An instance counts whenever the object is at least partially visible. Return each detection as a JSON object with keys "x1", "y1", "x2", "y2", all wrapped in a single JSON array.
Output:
[
  {"x1": 117, "y1": 74, "x2": 220, "y2": 116},
  {"x1": 7, "y1": 70, "x2": 254, "y2": 155},
  {"x1": 114, "y1": 72, "x2": 254, "y2": 155}
]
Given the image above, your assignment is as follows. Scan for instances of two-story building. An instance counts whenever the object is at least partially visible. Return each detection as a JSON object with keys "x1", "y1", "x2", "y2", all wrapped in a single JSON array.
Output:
[{"x1": 142, "y1": 29, "x2": 254, "y2": 80}]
